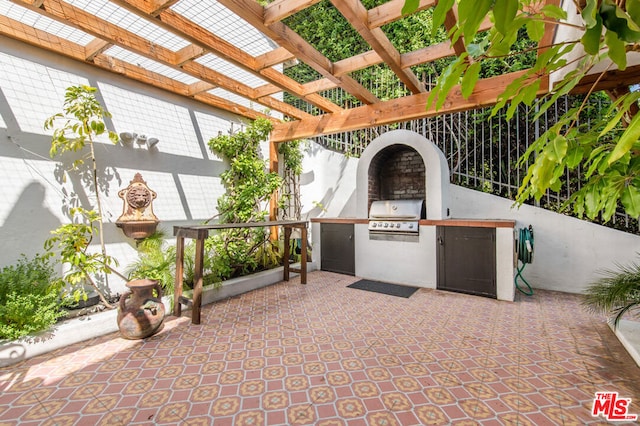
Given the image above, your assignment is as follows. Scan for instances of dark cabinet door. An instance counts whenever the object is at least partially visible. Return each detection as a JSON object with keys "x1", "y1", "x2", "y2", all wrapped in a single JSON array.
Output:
[
  {"x1": 437, "y1": 226, "x2": 496, "y2": 298},
  {"x1": 320, "y1": 223, "x2": 355, "y2": 275}
]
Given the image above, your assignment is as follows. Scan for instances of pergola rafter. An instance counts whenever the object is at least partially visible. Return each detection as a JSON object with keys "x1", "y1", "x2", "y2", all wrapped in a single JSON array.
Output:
[{"x1": 0, "y1": 0, "x2": 637, "y2": 143}]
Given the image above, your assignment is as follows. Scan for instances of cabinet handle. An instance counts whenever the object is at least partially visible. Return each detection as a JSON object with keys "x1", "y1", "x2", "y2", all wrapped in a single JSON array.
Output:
[{"x1": 437, "y1": 236, "x2": 443, "y2": 245}]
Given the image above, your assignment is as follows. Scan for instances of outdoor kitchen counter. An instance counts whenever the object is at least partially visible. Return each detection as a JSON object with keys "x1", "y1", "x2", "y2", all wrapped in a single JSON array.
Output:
[
  {"x1": 312, "y1": 217, "x2": 517, "y2": 301},
  {"x1": 311, "y1": 217, "x2": 515, "y2": 228}
]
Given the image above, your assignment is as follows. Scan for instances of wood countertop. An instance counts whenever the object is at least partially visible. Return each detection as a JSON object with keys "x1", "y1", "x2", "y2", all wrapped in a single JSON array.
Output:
[{"x1": 310, "y1": 217, "x2": 516, "y2": 228}]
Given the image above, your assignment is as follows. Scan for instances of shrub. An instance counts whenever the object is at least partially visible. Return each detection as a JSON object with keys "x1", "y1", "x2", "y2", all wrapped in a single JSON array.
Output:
[
  {"x1": 583, "y1": 258, "x2": 640, "y2": 328},
  {"x1": 0, "y1": 254, "x2": 65, "y2": 341}
]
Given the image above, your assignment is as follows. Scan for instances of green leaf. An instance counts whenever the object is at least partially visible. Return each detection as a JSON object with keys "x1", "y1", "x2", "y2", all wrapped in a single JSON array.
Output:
[
  {"x1": 525, "y1": 19, "x2": 545, "y2": 42},
  {"x1": 600, "y1": 2, "x2": 640, "y2": 42},
  {"x1": 608, "y1": 113, "x2": 640, "y2": 164},
  {"x1": 401, "y1": 0, "x2": 419, "y2": 15},
  {"x1": 585, "y1": 182, "x2": 603, "y2": 219},
  {"x1": 601, "y1": 185, "x2": 621, "y2": 221},
  {"x1": 605, "y1": 29, "x2": 627, "y2": 69},
  {"x1": 493, "y1": 0, "x2": 518, "y2": 35},
  {"x1": 581, "y1": 15, "x2": 603, "y2": 55},
  {"x1": 628, "y1": 0, "x2": 640, "y2": 27},
  {"x1": 461, "y1": 62, "x2": 481, "y2": 99},
  {"x1": 566, "y1": 146, "x2": 585, "y2": 168},
  {"x1": 427, "y1": 54, "x2": 468, "y2": 110},
  {"x1": 467, "y1": 38, "x2": 488, "y2": 57},
  {"x1": 432, "y1": 0, "x2": 455, "y2": 37},
  {"x1": 541, "y1": 5, "x2": 567, "y2": 20},
  {"x1": 543, "y1": 135, "x2": 568, "y2": 163},
  {"x1": 459, "y1": 0, "x2": 493, "y2": 43},
  {"x1": 621, "y1": 184, "x2": 640, "y2": 218},
  {"x1": 522, "y1": 79, "x2": 541, "y2": 105},
  {"x1": 582, "y1": 0, "x2": 599, "y2": 28},
  {"x1": 504, "y1": 79, "x2": 541, "y2": 120},
  {"x1": 586, "y1": 148, "x2": 608, "y2": 178}
]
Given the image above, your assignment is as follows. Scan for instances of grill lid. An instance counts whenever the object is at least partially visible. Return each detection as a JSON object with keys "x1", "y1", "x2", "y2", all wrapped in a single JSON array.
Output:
[{"x1": 368, "y1": 199, "x2": 425, "y2": 220}]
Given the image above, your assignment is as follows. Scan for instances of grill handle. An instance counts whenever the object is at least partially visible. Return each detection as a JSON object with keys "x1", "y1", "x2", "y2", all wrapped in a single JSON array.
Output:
[{"x1": 369, "y1": 215, "x2": 418, "y2": 220}]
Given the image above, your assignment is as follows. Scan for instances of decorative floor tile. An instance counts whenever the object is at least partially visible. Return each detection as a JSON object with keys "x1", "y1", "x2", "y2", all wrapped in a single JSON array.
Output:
[{"x1": 0, "y1": 271, "x2": 639, "y2": 425}]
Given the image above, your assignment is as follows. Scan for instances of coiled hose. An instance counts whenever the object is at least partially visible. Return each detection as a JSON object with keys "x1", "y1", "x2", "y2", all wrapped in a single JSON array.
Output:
[{"x1": 515, "y1": 225, "x2": 534, "y2": 295}]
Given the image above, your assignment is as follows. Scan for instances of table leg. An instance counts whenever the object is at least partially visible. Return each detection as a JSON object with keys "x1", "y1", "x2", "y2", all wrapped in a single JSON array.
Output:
[
  {"x1": 192, "y1": 234, "x2": 205, "y2": 325},
  {"x1": 173, "y1": 235, "x2": 185, "y2": 317},
  {"x1": 283, "y1": 226, "x2": 291, "y2": 281},
  {"x1": 300, "y1": 225, "x2": 307, "y2": 284}
]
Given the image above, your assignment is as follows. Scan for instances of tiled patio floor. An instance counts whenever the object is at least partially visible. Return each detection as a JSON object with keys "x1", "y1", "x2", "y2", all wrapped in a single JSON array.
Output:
[{"x1": 1, "y1": 270, "x2": 640, "y2": 425}]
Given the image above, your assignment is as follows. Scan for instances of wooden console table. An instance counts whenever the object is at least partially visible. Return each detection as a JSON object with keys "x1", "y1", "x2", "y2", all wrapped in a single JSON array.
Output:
[{"x1": 173, "y1": 220, "x2": 308, "y2": 324}]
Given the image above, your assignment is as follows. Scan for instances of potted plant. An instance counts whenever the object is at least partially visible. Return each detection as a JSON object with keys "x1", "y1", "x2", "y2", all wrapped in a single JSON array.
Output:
[{"x1": 583, "y1": 258, "x2": 640, "y2": 328}]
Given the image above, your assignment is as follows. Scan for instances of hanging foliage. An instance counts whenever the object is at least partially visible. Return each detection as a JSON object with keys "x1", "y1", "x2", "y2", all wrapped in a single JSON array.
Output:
[{"x1": 403, "y1": 0, "x2": 640, "y2": 222}]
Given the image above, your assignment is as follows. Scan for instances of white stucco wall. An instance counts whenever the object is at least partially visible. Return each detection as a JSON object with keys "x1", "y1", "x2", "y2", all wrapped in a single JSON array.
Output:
[
  {"x1": 300, "y1": 142, "x2": 358, "y2": 219},
  {"x1": 0, "y1": 37, "x2": 257, "y2": 294}
]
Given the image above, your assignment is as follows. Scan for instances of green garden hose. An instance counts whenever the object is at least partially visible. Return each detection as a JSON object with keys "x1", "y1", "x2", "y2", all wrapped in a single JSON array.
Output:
[{"x1": 515, "y1": 225, "x2": 534, "y2": 295}]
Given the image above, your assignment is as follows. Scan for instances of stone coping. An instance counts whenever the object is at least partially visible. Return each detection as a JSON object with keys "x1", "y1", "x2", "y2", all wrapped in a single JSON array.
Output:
[{"x1": 0, "y1": 262, "x2": 315, "y2": 368}]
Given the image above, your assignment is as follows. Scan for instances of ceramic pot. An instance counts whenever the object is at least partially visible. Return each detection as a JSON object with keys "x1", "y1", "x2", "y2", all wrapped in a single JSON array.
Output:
[{"x1": 117, "y1": 279, "x2": 165, "y2": 339}]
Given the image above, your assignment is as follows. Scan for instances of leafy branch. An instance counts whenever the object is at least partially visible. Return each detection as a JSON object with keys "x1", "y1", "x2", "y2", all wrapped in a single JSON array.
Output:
[
  {"x1": 44, "y1": 208, "x2": 117, "y2": 308},
  {"x1": 404, "y1": 0, "x2": 640, "y2": 222}
]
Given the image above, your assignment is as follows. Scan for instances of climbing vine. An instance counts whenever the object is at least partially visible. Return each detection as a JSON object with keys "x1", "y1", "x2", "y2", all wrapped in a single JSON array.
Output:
[
  {"x1": 207, "y1": 118, "x2": 283, "y2": 279},
  {"x1": 278, "y1": 140, "x2": 304, "y2": 220}
]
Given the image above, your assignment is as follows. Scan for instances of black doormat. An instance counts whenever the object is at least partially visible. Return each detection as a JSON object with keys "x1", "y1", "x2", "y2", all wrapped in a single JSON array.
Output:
[{"x1": 347, "y1": 279, "x2": 420, "y2": 298}]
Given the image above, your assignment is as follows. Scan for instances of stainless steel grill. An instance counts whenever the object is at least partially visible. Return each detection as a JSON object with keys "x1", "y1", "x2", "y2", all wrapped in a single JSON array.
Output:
[{"x1": 368, "y1": 199, "x2": 425, "y2": 234}]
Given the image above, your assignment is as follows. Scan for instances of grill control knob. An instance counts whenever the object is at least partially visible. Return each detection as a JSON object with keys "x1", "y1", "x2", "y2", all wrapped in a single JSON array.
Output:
[
  {"x1": 396, "y1": 223, "x2": 401, "y2": 228},
  {"x1": 408, "y1": 224, "x2": 414, "y2": 229},
  {"x1": 384, "y1": 223, "x2": 389, "y2": 228},
  {"x1": 372, "y1": 222, "x2": 377, "y2": 228}
]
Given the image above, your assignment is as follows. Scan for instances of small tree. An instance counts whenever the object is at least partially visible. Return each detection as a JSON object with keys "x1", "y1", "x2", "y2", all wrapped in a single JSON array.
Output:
[{"x1": 44, "y1": 85, "x2": 119, "y2": 306}]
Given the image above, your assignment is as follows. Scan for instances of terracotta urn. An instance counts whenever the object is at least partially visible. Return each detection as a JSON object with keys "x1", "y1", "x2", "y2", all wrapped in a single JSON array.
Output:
[{"x1": 117, "y1": 279, "x2": 165, "y2": 339}]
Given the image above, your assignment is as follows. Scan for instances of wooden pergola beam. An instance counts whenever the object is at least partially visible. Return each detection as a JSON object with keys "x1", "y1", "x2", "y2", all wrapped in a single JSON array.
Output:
[
  {"x1": 443, "y1": 6, "x2": 467, "y2": 57},
  {"x1": 271, "y1": 70, "x2": 548, "y2": 142},
  {"x1": 264, "y1": 0, "x2": 322, "y2": 25},
  {"x1": 0, "y1": 14, "x2": 87, "y2": 60},
  {"x1": 218, "y1": 0, "x2": 379, "y2": 105},
  {"x1": 113, "y1": 0, "x2": 341, "y2": 114},
  {"x1": 0, "y1": 15, "x2": 274, "y2": 122},
  {"x1": 368, "y1": 0, "x2": 436, "y2": 29},
  {"x1": 255, "y1": 47, "x2": 296, "y2": 70},
  {"x1": 147, "y1": 0, "x2": 180, "y2": 16},
  {"x1": 330, "y1": 0, "x2": 423, "y2": 93},
  {"x1": 9, "y1": 0, "x2": 313, "y2": 120},
  {"x1": 84, "y1": 38, "x2": 112, "y2": 61},
  {"x1": 571, "y1": 65, "x2": 640, "y2": 94}
]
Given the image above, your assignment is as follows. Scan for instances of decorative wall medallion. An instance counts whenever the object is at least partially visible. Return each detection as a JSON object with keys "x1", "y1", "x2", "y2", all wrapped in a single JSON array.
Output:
[{"x1": 116, "y1": 173, "x2": 159, "y2": 239}]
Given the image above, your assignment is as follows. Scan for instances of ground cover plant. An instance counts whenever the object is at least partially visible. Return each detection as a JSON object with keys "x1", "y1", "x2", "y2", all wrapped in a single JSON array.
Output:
[{"x1": 0, "y1": 254, "x2": 65, "y2": 341}]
